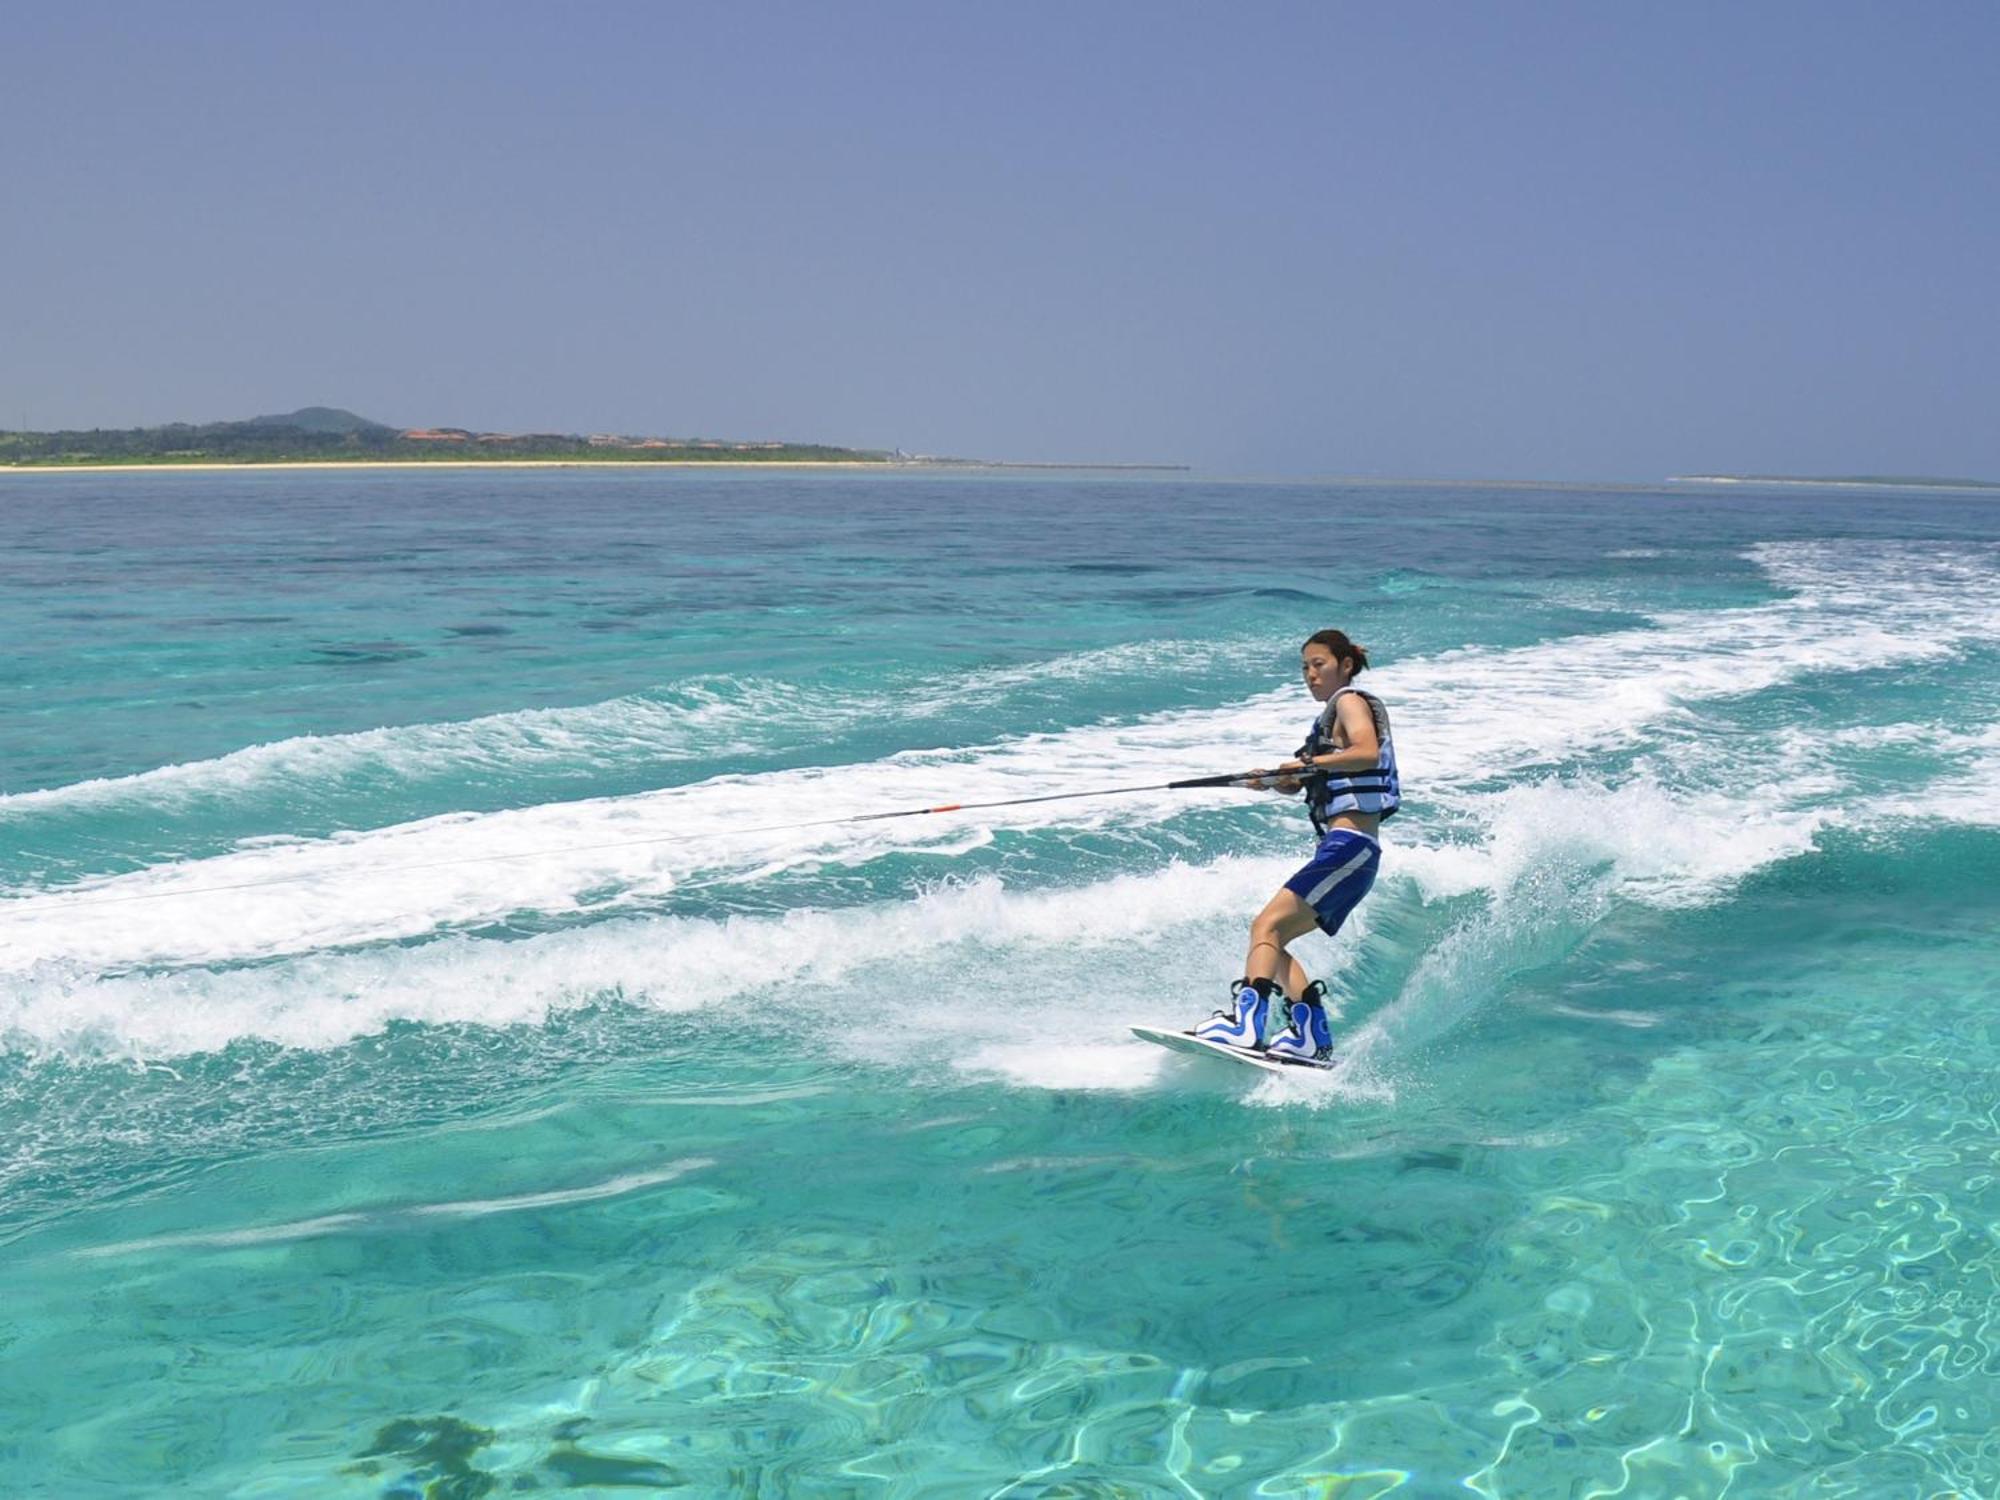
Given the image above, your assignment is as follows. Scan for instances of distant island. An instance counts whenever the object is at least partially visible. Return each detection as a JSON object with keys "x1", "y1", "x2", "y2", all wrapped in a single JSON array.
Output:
[
  {"x1": 1669, "y1": 473, "x2": 2000, "y2": 491},
  {"x1": 0, "y1": 407, "x2": 894, "y2": 468},
  {"x1": 0, "y1": 407, "x2": 1186, "y2": 472}
]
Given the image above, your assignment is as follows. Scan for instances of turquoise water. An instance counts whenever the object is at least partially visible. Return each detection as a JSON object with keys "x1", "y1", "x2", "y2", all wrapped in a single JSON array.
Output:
[{"x1": 3, "y1": 470, "x2": 1999, "y2": 1497}]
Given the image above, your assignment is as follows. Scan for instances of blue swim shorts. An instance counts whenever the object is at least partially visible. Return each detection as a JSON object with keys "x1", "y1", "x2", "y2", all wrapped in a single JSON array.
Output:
[{"x1": 1282, "y1": 828, "x2": 1380, "y2": 935}]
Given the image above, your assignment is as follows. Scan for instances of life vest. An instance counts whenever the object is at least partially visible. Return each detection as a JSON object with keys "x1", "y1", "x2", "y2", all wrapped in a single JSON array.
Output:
[{"x1": 1298, "y1": 684, "x2": 1401, "y2": 834}]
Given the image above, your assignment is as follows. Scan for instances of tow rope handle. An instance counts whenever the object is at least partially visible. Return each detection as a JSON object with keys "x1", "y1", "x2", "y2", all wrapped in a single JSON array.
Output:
[{"x1": 1168, "y1": 771, "x2": 1271, "y2": 789}]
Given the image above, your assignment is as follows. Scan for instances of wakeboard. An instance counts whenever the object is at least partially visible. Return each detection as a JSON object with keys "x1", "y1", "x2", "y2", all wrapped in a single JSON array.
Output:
[{"x1": 1130, "y1": 1024, "x2": 1336, "y2": 1073}]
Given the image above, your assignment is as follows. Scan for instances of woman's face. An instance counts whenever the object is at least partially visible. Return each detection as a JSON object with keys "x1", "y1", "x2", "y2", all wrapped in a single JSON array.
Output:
[{"x1": 1300, "y1": 645, "x2": 1350, "y2": 702}]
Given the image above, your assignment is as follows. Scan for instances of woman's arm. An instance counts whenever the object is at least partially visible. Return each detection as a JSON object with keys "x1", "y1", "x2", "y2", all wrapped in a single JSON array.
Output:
[{"x1": 1278, "y1": 693, "x2": 1380, "y2": 777}]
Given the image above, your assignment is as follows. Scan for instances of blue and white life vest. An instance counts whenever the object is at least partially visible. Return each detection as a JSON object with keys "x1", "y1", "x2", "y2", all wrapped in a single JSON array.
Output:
[{"x1": 1298, "y1": 685, "x2": 1401, "y2": 834}]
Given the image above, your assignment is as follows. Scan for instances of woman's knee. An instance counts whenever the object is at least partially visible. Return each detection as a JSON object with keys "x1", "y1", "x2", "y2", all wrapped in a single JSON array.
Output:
[
  {"x1": 1248, "y1": 917, "x2": 1282, "y2": 950},
  {"x1": 1255, "y1": 894, "x2": 1317, "y2": 943}
]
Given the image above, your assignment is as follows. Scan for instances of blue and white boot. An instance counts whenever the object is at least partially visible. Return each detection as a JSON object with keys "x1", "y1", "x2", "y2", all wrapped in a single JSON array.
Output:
[
  {"x1": 1264, "y1": 981, "x2": 1335, "y2": 1065},
  {"x1": 1193, "y1": 979, "x2": 1279, "y2": 1051}
]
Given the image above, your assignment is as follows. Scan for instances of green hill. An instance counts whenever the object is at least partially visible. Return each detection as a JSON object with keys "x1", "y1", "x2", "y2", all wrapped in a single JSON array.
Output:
[{"x1": 241, "y1": 407, "x2": 394, "y2": 434}]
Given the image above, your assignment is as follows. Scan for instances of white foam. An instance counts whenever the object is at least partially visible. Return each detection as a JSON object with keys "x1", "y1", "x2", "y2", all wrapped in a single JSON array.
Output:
[
  {"x1": 411, "y1": 1158, "x2": 717, "y2": 1218},
  {"x1": 0, "y1": 752, "x2": 1862, "y2": 1077},
  {"x1": 72, "y1": 1157, "x2": 714, "y2": 1258},
  {"x1": 0, "y1": 685, "x2": 791, "y2": 816},
  {"x1": 1393, "y1": 541, "x2": 1998, "y2": 802},
  {"x1": 1544, "y1": 1003, "x2": 1663, "y2": 1028},
  {"x1": 3, "y1": 539, "x2": 1995, "y2": 1076},
  {"x1": 1874, "y1": 722, "x2": 2000, "y2": 827},
  {"x1": 0, "y1": 638, "x2": 1255, "y2": 821},
  {"x1": 2, "y1": 540, "x2": 1969, "y2": 975},
  {"x1": 1393, "y1": 775, "x2": 1832, "y2": 908},
  {"x1": 966, "y1": 1044, "x2": 1168, "y2": 1092},
  {"x1": 0, "y1": 859, "x2": 1291, "y2": 1058}
]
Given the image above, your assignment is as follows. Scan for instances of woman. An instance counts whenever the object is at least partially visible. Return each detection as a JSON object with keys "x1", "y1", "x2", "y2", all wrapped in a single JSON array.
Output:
[{"x1": 1194, "y1": 628, "x2": 1400, "y2": 1062}]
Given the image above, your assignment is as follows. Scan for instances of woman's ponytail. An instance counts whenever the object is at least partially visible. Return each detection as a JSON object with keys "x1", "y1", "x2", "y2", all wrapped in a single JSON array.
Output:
[{"x1": 1303, "y1": 628, "x2": 1369, "y2": 673}]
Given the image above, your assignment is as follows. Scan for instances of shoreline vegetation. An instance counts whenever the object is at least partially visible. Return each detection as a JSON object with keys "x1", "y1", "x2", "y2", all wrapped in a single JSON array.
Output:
[{"x1": 0, "y1": 406, "x2": 1184, "y2": 474}]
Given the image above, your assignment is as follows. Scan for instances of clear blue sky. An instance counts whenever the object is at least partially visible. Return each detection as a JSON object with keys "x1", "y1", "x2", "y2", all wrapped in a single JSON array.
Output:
[{"x1": 7, "y1": 1, "x2": 1997, "y2": 478}]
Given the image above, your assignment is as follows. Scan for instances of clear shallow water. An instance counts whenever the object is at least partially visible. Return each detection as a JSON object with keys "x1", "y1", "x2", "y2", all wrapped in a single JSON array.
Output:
[{"x1": 3, "y1": 469, "x2": 1998, "y2": 1496}]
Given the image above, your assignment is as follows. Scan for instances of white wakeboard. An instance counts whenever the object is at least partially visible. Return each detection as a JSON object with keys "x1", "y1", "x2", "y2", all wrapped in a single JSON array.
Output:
[{"x1": 1130, "y1": 1024, "x2": 1335, "y2": 1073}]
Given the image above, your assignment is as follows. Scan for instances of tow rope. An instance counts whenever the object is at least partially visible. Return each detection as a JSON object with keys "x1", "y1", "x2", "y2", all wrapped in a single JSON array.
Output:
[{"x1": 6, "y1": 768, "x2": 1289, "y2": 912}]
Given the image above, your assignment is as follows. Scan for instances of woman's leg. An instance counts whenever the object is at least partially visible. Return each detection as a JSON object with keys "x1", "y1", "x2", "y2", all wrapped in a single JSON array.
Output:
[
  {"x1": 1242, "y1": 889, "x2": 1320, "y2": 992},
  {"x1": 1196, "y1": 890, "x2": 1323, "y2": 1047},
  {"x1": 1279, "y1": 950, "x2": 1311, "y2": 999}
]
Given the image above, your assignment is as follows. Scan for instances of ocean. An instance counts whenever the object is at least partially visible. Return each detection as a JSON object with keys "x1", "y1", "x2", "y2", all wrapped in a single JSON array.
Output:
[{"x1": 3, "y1": 469, "x2": 1997, "y2": 1497}]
